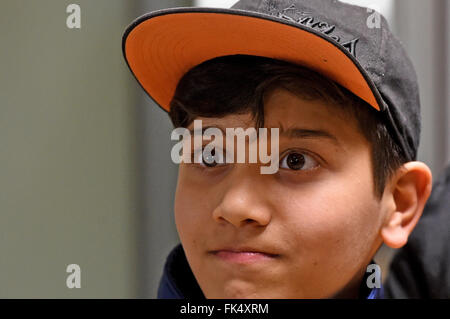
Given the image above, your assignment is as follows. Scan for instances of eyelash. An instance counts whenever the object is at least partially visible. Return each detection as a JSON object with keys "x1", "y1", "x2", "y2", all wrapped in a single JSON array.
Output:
[{"x1": 278, "y1": 149, "x2": 321, "y2": 171}]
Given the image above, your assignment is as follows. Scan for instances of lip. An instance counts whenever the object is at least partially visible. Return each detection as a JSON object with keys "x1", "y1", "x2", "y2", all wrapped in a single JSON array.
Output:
[{"x1": 210, "y1": 248, "x2": 279, "y2": 264}]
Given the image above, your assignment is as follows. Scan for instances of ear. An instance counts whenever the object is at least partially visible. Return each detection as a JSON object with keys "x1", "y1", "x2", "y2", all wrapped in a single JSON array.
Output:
[{"x1": 381, "y1": 161, "x2": 432, "y2": 249}]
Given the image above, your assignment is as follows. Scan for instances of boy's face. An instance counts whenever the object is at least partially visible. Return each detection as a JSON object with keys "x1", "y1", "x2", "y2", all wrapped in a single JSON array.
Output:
[{"x1": 174, "y1": 88, "x2": 389, "y2": 298}]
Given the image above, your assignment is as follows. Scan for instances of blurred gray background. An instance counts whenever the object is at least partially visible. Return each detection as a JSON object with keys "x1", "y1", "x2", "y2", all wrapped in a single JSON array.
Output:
[{"x1": 0, "y1": 0, "x2": 448, "y2": 298}]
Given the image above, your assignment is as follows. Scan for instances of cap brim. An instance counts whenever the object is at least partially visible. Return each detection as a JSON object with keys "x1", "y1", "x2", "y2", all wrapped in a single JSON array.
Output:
[{"x1": 123, "y1": 7, "x2": 382, "y2": 112}]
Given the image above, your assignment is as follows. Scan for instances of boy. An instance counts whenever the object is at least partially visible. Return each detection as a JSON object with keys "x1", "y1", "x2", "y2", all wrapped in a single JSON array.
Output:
[{"x1": 122, "y1": 0, "x2": 432, "y2": 298}]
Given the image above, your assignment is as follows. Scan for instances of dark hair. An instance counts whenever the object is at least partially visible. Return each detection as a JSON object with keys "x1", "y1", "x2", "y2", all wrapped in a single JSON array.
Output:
[{"x1": 169, "y1": 55, "x2": 406, "y2": 198}]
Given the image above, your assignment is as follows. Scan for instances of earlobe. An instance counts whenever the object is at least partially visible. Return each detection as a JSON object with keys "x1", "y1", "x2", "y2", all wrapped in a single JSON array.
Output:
[
  {"x1": 381, "y1": 161, "x2": 432, "y2": 249},
  {"x1": 381, "y1": 212, "x2": 408, "y2": 248}
]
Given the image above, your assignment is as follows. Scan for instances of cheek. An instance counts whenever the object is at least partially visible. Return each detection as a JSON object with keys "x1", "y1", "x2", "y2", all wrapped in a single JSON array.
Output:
[
  {"x1": 174, "y1": 182, "x2": 199, "y2": 243},
  {"x1": 174, "y1": 169, "x2": 216, "y2": 248},
  {"x1": 279, "y1": 163, "x2": 383, "y2": 267}
]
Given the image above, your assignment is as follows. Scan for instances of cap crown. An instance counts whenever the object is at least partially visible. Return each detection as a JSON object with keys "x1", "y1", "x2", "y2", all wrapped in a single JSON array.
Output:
[{"x1": 232, "y1": 0, "x2": 420, "y2": 160}]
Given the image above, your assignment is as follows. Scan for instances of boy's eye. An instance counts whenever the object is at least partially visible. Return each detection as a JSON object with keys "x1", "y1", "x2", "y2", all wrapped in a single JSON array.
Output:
[
  {"x1": 279, "y1": 151, "x2": 319, "y2": 171},
  {"x1": 193, "y1": 148, "x2": 225, "y2": 168}
]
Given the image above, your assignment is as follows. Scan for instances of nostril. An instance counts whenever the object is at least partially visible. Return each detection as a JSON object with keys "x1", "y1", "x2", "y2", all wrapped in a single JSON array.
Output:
[{"x1": 243, "y1": 218, "x2": 256, "y2": 225}]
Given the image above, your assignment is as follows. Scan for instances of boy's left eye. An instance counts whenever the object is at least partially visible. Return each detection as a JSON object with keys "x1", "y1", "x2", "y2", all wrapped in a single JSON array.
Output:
[{"x1": 279, "y1": 151, "x2": 319, "y2": 171}]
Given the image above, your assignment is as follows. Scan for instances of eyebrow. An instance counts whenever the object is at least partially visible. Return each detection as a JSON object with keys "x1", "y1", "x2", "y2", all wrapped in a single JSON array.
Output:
[
  {"x1": 280, "y1": 127, "x2": 340, "y2": 146},
  {"x1": 187, "y1": 125, "x2": 340, "y2": 146}
]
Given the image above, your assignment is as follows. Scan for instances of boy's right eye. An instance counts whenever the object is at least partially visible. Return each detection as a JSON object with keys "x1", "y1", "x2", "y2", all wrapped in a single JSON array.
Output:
[{"x1": 192, "y1": 148, "x2": 226, "y2": 168}]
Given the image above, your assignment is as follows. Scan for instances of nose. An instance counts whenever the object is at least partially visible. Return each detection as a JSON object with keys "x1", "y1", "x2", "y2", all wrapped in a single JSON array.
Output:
[{"x1": 212, "y1": 167, "x2": 272, "y2": 228}]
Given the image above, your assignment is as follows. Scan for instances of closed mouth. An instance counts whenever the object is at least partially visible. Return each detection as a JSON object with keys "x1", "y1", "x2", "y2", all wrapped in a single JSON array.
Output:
[{"x1": 210, "y1": 249, "x2": 280, "y2": 264}]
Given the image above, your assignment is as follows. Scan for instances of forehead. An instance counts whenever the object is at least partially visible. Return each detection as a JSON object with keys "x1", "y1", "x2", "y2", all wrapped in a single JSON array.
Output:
[
  {"x1": 262, "y1": 88, "x2": 358, "y2": 131},
  {"x1": 187, "y1": 88, "x2": 362, "y2": 143}
]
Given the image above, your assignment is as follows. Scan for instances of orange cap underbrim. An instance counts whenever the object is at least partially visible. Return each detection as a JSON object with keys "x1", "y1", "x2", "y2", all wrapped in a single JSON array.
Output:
[{"x1": 123, "y1": 9, "x2": 381, "y2": 112}]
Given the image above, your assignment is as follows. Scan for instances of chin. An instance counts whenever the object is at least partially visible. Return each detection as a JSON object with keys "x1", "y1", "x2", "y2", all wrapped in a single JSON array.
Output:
[
  {"x1": 211, "y1": 282, "x2": 285, "y2": 299},
  {"x1": 206, "y1": 281, "x2": 262, "y2": 299}
]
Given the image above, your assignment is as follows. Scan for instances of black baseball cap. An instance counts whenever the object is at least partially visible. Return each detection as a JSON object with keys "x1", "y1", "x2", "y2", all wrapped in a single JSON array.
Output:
[{"x1": 122, "y1": 0, "x2": 421, "y2": 161}]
